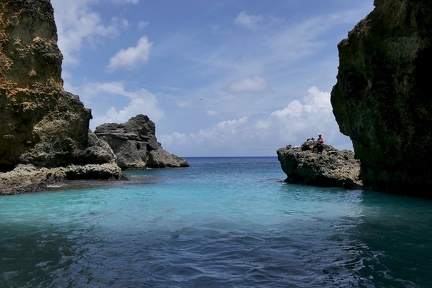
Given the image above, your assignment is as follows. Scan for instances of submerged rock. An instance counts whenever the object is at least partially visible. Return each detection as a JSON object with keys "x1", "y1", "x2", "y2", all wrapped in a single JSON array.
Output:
[
  {"x1": 95, "y1": 115, "x2": 189, "y2": 169},
  {"x1": 331, "y1": 0, "x2": 432, "y2": 196},
  {"x1": 277, "y1": 141, "x2": 362, "y2": 189}
]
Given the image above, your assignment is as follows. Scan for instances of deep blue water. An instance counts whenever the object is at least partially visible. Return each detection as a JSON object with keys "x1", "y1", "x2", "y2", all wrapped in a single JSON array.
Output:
[{"x1": 1, "y1": 157, "x2": 432, "y2": 287}]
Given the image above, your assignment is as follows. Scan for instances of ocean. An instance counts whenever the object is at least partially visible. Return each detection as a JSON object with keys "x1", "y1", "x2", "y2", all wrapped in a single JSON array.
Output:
[{"x1": 1, "y1": 157, "x2": 431, "y2": 287}]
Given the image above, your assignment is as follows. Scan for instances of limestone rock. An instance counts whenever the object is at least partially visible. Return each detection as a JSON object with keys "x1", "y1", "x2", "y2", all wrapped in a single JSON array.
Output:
[
  {"x1": 147, "y1": 149, "x2": 190, "y2": 168},
  {"x1": 95, "y1": 115, "x2": 189, "y2": 169},
  {"x1": 277, "y1": 141, "x2": 362, "y2": 189},
  {"x1": 0, "y1": 163, "x2": 126, "y2": 195},
  {"x1": 331, "y1": 0, "x2": 432, "y2": 196},
  {"x1": 0, "y1": 0, "x2": 118, "y2": 174},
  {"x1": 0, "y1": 0, "x2": 63, "y2": 90}
]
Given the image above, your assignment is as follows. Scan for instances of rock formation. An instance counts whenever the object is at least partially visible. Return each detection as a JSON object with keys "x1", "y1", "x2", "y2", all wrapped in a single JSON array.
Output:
[
  {"x1": 331, "y1": 0, "x2": 432, "y2": 196},
  {"x1": 0, "y1": 0, "x2": 122, "y2": 194},
  {"x1": 277, "y1": 141, "x2": 362, "y2": 189},
  {"x1": 0, "y1": 163, "x2": 126, "y2": 195},
  {"x1": 95, "y1": 115, "x2": 189, "y2": 169}
]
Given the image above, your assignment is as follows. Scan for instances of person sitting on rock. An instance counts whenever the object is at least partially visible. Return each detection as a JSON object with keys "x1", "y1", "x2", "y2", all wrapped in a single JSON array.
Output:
[{"x1": 312, "y1": 133, "x2": 324, "y2": 153}]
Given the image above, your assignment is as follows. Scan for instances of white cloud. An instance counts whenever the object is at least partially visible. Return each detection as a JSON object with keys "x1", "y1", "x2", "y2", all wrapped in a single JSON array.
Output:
[
  {"x1": 112, "y1": 0, "x2": 139, "y2": 3},
  {"x1": 270, "y1": 87, "x2": 331, "y2": 120},
  {"x1": 216, "y1": 117, "x2": 248, "y2": 133},
  {"x1": 224, "y1": 75, "x2": 269, "y2": 94},
  {"x1": 159, "y1": 132, "x2": 189, "y2": 147},
  {"x1": 107, "y1": 36, "x2": 153, "y2": 71},
  {"x1": 259, "y1": 86, "x2": 336, "y2": 144},
  {"x1": 51, "y1": 0, "x2": 128, "y2": 65},
  {"x1": 160, "y1": 116, "x2": 249, "y2": 149},
  {"x1": 80, "y1": 82, "x2": 164, "y2": 128},
  {"x1": 271, "y1": 100, "x2": 303, "y2": 118},
  {"x1": 234, "y1": 11, "x2": 263, "y2": 30},
  {"x1": 192, "y1": 117, "x2": 249, "y2": 145}
]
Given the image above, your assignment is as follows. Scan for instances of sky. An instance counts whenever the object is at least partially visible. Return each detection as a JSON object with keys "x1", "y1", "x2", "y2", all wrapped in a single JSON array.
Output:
[{"x1": 50, "y1": 0, "x2": 374, "y2": 157}]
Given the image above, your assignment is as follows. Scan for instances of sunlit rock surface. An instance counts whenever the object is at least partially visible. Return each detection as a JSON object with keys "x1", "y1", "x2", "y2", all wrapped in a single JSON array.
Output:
[{"x1": 95, "y1": 115, "x2": 190, "y2": 169}]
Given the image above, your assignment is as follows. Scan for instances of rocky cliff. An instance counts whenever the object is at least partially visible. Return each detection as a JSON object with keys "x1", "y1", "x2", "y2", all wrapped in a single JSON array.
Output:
[
  {"x1": 0, "y1": 0, "x2": 122, "y2": 193},
  {"x1": 331, "y1": 0, "x2": 432, "y2": 196},
  {"x1": 95, "y1": 115, "x2": 189, "y2": 169},
  {"x1": 277, "y1": 141, "x2": 362, "y2": 189}
]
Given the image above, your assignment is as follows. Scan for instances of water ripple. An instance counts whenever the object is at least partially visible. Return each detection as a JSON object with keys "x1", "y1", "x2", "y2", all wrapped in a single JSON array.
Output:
[{"x1": 1, "y1": 158, "x2": 432, "y2": 287}]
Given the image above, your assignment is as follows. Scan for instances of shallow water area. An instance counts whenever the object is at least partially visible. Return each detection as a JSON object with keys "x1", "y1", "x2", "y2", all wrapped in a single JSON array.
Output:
[{"x1": 1, "y1": 157, "x2": 432, "y2": 287}]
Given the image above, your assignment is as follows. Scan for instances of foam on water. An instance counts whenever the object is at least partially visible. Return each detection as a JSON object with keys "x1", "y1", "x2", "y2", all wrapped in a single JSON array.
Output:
[{"x1": 1, "y1": 157, "x2": 432, "y2": 287}]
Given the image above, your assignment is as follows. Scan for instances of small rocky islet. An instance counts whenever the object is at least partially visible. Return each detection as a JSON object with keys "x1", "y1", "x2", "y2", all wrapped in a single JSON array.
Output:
[{"x1": 277, "y1": 140, "x2": 362, "y2": 189}]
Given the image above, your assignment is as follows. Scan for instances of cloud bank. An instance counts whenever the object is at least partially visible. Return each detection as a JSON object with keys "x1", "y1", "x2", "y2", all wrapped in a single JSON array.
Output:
[
  {"x1": 79, "y1": 82, "x2": 164, "y2": 128},
  {"x1": 224, "y1": 75, "x2": 270, "y2": 94},
  {"x1": 160, "y1": 86, "x2": 348, "y2": 156}
]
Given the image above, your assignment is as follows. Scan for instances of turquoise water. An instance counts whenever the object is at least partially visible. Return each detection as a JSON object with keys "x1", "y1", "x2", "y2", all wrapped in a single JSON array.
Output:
[{"x1": 1, "y1": 157, "x2": 432, "y2": 287}]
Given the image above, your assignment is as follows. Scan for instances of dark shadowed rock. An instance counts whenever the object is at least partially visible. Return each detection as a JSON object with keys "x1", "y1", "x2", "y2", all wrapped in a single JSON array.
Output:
[
  {"x1": 277, "y1": 141, "x2": 362, "y2": 189},
  {"x1": 331, "y1": 0, "x2": 432, "y2": 196},
  {"x1": 95, "y1": 115, "x2": 189, "y2": 169}
]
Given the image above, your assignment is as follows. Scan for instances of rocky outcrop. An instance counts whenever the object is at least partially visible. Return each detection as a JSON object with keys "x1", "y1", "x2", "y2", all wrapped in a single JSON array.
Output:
[
  {"x1": 330, "y1": 0, "x2": 432, "y2": 196},
  {"x1": 0, "y1": 163, "x2": 126, "y2": 195},
  {"x1": 0, "y1": 0, "x2": 122, "y2": 194},
  {"x1": 95, "y1": 115, "x2": 189, "y2": 169},
  {"x1": 277, "y1": 141, "x2": 362, "y2": 189}
]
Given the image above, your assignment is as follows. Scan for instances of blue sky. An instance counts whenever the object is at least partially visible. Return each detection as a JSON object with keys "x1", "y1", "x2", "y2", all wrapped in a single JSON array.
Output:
[{"x1": 51, "y1": 0, "x2": 374, "y2": 157}]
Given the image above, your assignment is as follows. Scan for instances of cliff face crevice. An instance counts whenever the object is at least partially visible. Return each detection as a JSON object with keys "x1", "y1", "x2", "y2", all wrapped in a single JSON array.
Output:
[
  {"x1": 331, "y1": 0, "x2": 432, "y2": 196},
  {"x1": 0, "y1": 0, "x2": 115, "y2": 173}
]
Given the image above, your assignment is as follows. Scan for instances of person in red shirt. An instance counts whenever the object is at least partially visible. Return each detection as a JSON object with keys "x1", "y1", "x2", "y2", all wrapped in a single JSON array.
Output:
[{"x1": 313, "y1": 133, "x2": 324, "y2": 153}]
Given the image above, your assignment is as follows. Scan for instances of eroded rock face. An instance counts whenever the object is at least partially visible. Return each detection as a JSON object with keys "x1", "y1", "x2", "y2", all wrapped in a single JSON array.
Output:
[
  {"x1": 0, "y1": 0, "x2": 116, "y2": 172},
  {"x1": 277, "y1": 141, "x2": 362, "y2": 189},
  {"x1": 95, "y1": 115, "x2": 189, "y2": 169},
  {"x1": 0, "y1": 163, "x2": 126, "y2": 195},
  {"x1": 331, "y1": 0, "x2": 432, "y2": 196},
  {"x1": 0, "y1": 0, "x2": 63, "y2": 90}
]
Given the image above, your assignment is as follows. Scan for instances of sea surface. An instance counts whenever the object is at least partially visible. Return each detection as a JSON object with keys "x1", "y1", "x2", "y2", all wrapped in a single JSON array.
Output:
[{"x1": 1, "y1": 157, "x2": 432, "y2": 287}]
